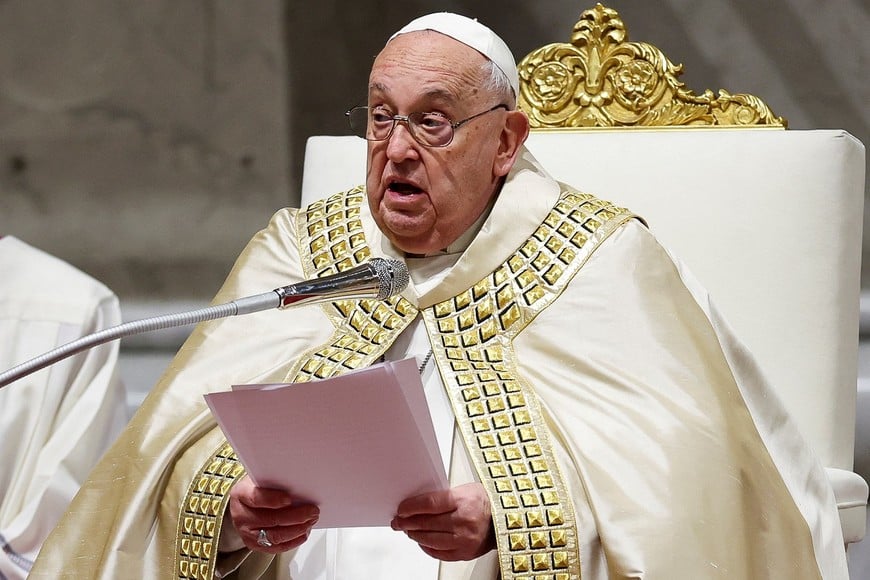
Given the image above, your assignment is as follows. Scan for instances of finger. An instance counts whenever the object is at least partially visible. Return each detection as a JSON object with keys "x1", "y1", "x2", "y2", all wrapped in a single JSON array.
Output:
[
  {"x1": 403, "y1": 528, "x2": 457, "y2": 551},
  {"x1": 259, "y1": 503, "x2": 320, "y2": 528},
  {"x1": 243, "y1": 517, "x2": 318, "y2": 554},
  {"x1": 247, "y1": 529, "x2": 311, "y2": 554},
  {"x1": 391, "y1": 511, "x2": 454, "y2": 533},
  {"x1": 266, "y1": 520, "x2": 319, "y2": 546},
  {"x1": 236, "y1": 484, "x2": 296, "y2": 510},
  {"x1": 396, "y1": 490, "x2": 456, "y2": 517},
  {"x1": 245, "y1": 517, "x2": 319, "y2": 554},
  {"x1": 240, "y1": 504, "x2": 320, "y2": 533}
]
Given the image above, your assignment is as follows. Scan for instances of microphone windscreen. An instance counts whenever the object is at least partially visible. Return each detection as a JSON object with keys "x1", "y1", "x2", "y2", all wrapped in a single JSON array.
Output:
[{"x1": 371, "y1": 258, "x2": 410, "y2": 299}]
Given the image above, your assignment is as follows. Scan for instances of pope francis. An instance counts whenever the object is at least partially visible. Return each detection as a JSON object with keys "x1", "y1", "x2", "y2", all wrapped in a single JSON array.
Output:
[{"x1": 30, "y1": 12, "x2": 848, "y2": 580}]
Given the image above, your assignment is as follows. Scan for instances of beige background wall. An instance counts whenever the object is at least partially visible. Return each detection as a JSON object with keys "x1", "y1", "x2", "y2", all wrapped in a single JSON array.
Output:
[{"x1": 0, "y1": 0, "x2": 290, "y2": 299}]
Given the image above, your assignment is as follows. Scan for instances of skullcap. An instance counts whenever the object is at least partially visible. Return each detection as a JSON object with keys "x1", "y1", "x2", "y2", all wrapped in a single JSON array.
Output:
[{"x1": 388, "y1": 12, "x2": 519, "y2": 96}]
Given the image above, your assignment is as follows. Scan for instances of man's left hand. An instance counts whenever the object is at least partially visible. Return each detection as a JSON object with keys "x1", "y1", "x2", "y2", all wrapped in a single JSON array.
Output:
[{"x1": 390, "y1": 482, "x2": 496, "y2": 561}]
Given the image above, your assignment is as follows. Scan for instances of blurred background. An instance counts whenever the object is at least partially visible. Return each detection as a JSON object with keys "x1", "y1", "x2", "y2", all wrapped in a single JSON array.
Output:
[{"x1": 1, "y1": 0, "x2": 868, "y2": 572}]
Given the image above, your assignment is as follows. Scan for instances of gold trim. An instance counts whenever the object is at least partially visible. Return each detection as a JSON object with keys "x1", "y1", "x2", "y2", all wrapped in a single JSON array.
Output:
[
  {"x1": 518, "y1": 3, "x2": 786, "y2": 128},
  {"x1": 176, "y1": 443, "x2": 245, "y2": 579},
  {"x1": 285, "y1": 187, "x2": 418, "y2": 383},
  {"x1": 425, "y1": 189, "x2": 635, "y2": 579},
  {"x1": 527, "y1": 124, "x2": 784, "y2": 134}
]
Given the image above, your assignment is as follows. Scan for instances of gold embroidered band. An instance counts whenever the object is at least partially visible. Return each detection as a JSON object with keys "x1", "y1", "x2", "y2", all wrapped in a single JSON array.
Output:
[
  {"x1": 425, "y1": 190, "x2": 634, "y2": 579},
  {"x1": 177, "y1": 443, "x2": 246, "y2": 579},
  {"x1": 286, "y1": 186, "x2": 418, "y2": 383}
]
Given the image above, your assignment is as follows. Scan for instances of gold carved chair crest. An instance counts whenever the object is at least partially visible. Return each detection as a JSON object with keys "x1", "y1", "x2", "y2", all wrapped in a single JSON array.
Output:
[{"x1": 517, "y1": 3, "x2": 786, "y2": 128}]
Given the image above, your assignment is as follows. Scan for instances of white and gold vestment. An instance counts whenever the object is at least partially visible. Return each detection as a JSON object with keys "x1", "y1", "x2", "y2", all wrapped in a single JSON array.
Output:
[{"x1": 30, "y1": 149, "x2": 847, "y2": 579}]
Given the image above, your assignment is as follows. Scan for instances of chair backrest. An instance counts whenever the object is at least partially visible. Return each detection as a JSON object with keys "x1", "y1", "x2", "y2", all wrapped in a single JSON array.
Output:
[
  {"x1": 301, "y1": 129, "x2": 865, "y2": 472},
  {"x1": 300, "y1": 5, "x2": 866, "y2": 474}
]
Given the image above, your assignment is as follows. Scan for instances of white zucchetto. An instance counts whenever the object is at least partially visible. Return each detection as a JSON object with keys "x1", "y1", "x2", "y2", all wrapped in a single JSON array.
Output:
[{"x1": 388, "y1": 12, "x2": 519, "y2": 97}]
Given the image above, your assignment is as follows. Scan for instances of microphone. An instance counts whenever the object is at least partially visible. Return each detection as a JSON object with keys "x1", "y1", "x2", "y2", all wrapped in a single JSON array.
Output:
[
  {"x1": 0, "y1": 258, "x2": 409, "y2": 389},
  {"x1": 275, "y1": 255, "x2": 409, "y2": 307}
]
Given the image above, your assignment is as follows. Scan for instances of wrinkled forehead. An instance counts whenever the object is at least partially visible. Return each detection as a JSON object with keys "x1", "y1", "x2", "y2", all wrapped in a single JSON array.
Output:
[
  {"x1": 374, "y1": 30, "x2": 487, "y2": 72},
  {"x1": 369, "y1": 32, "x2": 490, "y2": 105}
]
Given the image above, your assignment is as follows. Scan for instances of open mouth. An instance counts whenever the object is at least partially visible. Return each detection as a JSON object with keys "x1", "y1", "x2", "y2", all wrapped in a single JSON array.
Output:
[{"x1": 389, "y1": 181, "x2": 423, "y2": 195}]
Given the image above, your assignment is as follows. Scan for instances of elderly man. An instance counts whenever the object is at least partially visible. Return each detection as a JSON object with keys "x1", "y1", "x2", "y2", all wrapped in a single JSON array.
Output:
[{"x1": 32, "y1": 12, "x2": 847, "y2": 580}]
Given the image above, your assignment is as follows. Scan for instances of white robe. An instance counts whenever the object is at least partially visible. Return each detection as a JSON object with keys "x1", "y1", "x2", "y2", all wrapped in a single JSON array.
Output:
[{"x1": 0, "y1": 236, "x2": 128, "y2": 579}]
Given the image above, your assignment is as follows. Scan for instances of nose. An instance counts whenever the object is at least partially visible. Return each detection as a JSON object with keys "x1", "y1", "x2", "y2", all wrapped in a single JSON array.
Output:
[{"x1": 385, "y1": 120, "x2": 421, "y2": 163}]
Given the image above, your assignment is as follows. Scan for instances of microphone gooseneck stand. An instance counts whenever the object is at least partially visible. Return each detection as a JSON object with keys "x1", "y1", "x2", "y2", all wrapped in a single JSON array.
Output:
[
  {"x1": 0, "y1": 294, "x2": 278, "y2": 389},
  {"x1": 0, "y1": 258, "x2": 409, "y2": 389}
]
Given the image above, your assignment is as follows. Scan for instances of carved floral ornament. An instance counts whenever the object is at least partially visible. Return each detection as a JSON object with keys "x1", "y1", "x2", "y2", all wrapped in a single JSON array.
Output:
[{"x1": 517, "y1": 3, "x2": 786, "y2": 128}]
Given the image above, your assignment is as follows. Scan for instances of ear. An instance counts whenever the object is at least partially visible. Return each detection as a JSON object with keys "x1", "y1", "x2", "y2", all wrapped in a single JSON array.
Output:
[{"x1": 493, "y1": 109, "x2": 531, "y2": 178}]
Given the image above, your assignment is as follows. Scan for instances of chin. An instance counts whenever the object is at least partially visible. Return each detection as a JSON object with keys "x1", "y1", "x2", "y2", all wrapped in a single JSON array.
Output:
[
  {"x1": 387, "y1": 233, "x2": 435, "y2": 256},
  {"x1": 380, "y1": 218, "x2": 439, "y2": 254},
  {"x1": 390, "y1": 239, "x2": 425, "y2": 255}
]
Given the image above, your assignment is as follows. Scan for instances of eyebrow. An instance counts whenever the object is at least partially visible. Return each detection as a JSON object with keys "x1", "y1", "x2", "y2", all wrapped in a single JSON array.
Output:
[{"x1": 368, "y1": 83, "x2": 461, "y2": 108}]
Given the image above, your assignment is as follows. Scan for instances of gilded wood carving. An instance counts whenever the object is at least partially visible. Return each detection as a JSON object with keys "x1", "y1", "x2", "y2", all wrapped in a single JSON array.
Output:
[{"x1": 518, "y1": 4, "x2": 786, "y2": 128}]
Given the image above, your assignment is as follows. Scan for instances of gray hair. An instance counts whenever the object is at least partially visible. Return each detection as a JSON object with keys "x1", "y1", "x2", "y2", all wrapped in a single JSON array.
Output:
[{"x1": 481, "y1": 59, "x2": 516, "y2": 108}]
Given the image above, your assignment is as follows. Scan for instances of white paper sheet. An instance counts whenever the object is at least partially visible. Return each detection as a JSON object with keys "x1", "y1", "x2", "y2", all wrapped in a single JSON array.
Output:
[{"x1": 204, "y1": 358, "x2": 449, "y2": 528}]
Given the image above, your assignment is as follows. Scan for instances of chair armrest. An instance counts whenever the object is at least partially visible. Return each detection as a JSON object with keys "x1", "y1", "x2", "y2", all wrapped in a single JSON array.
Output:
[{"x1": 826, "y1": 467, "x2": 869, "y2": 544}]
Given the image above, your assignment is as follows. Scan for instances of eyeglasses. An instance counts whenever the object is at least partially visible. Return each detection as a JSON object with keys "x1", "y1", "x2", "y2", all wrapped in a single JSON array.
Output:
[{"x1": 345, "y1": 104, "x2": 508, "y2": 148}]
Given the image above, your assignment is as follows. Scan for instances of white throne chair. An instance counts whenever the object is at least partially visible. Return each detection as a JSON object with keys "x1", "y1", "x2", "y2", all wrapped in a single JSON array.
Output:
[{"x1": 300, "y1": 4, "x2": 868, "y2": 547}]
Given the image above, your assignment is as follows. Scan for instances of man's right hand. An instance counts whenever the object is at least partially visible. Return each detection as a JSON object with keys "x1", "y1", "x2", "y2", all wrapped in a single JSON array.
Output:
[{"x1": 227, "y1": 475, "x2": 320, "y2": 554}]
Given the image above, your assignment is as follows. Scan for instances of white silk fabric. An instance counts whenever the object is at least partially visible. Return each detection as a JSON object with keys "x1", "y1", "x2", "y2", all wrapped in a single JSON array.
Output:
[{"x1": 0, "y1": 236, "x2": 127, "y2": 579}]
